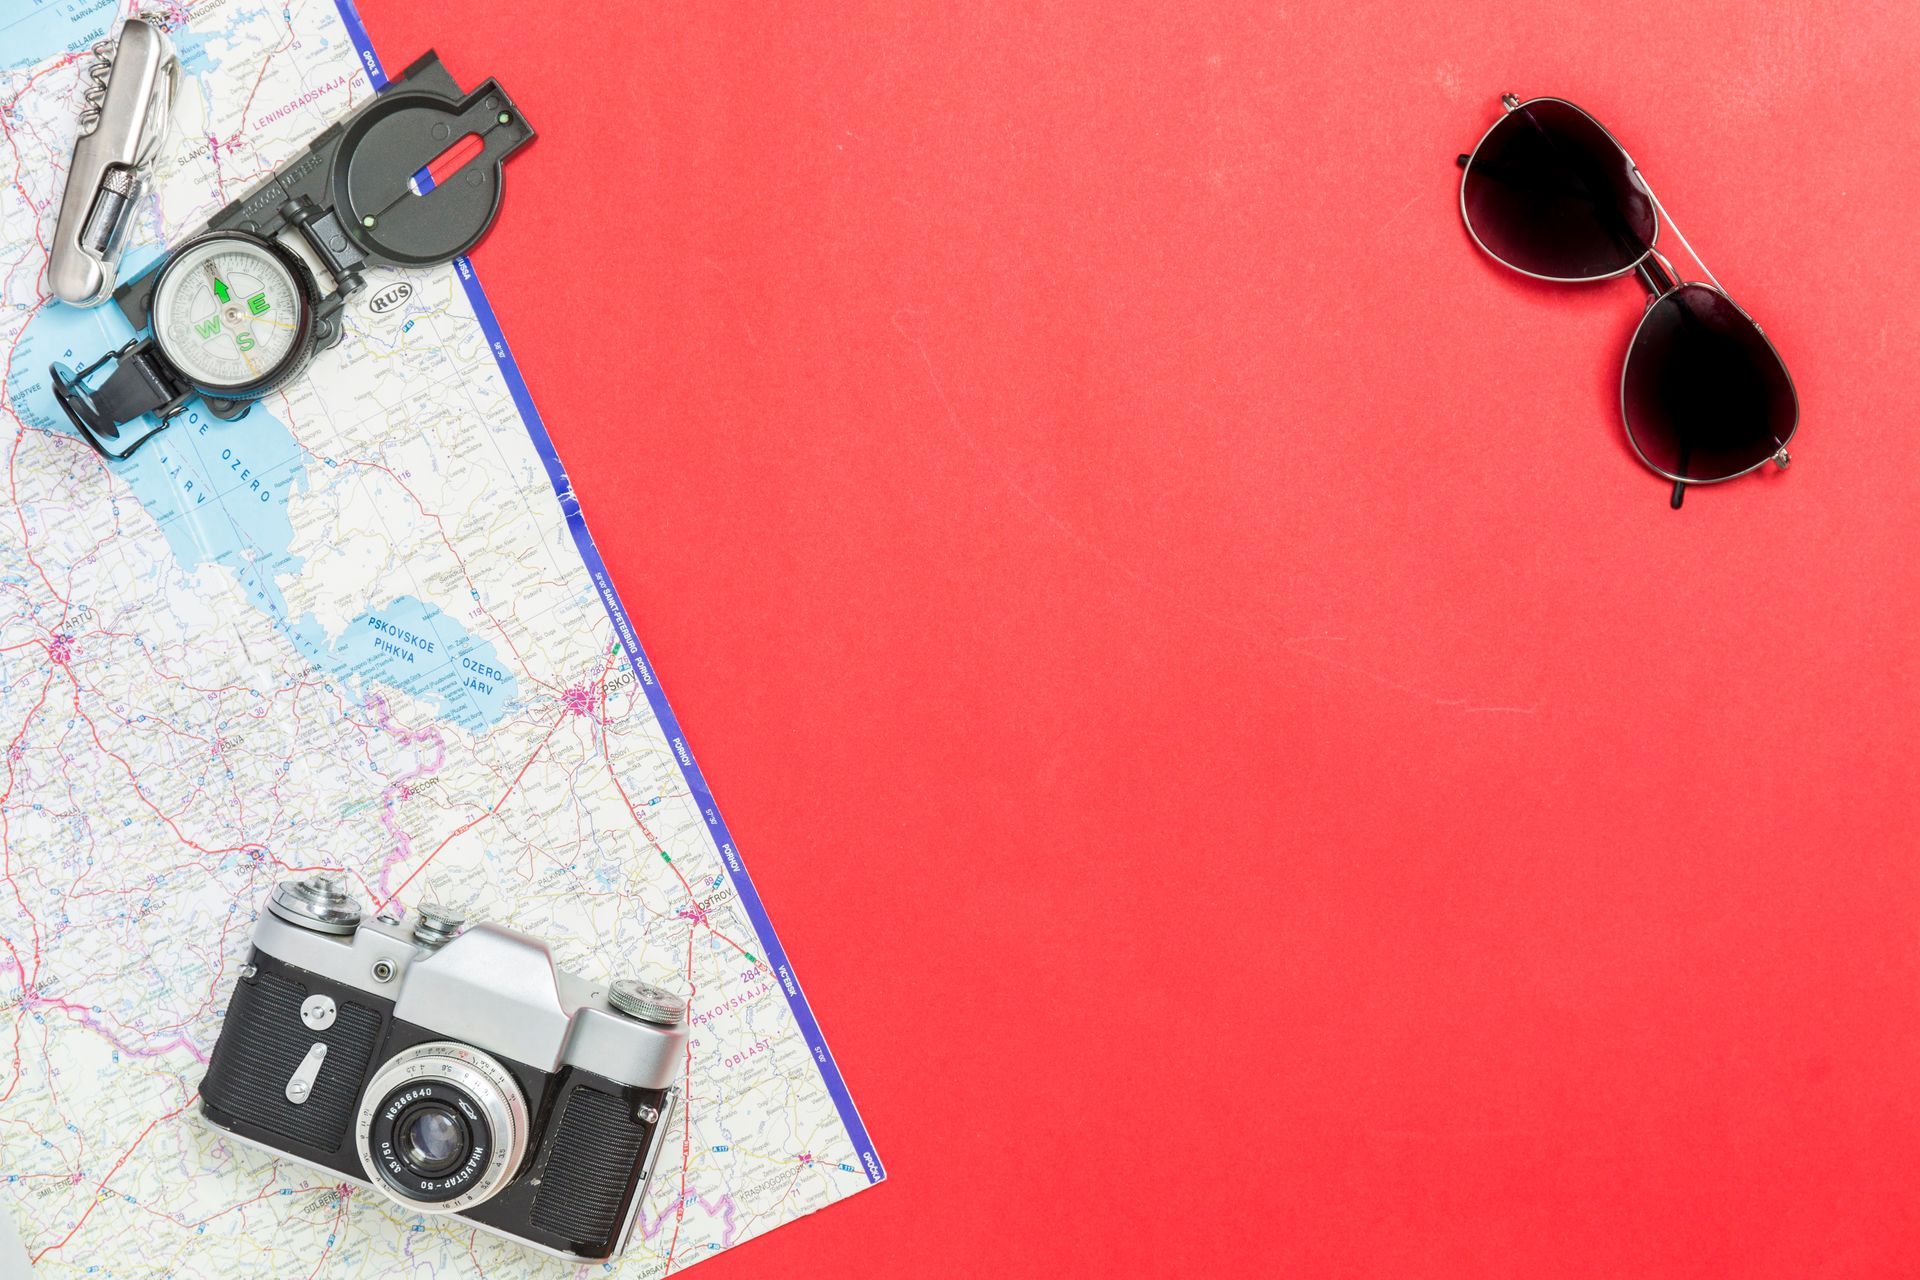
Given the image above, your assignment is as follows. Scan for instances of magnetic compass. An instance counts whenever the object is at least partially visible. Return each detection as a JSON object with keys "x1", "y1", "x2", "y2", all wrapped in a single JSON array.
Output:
[
  {"x1": 150, "y1": 231, "x2": 317, "y2": 396},
  {"x1": 50, "y1": 51, "x2": 534, "y2": 461}
]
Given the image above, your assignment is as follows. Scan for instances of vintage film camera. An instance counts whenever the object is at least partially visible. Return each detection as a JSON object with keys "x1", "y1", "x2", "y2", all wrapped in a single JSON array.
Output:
[{"x1": 199, "y1": 876, "x2": 687, "y2": 1262}]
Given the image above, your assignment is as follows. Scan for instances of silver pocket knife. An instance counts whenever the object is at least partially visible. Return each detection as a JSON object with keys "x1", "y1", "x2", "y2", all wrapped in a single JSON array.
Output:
[{"x1": 49, "y1": 16, "x2": 179, "y2": 308}]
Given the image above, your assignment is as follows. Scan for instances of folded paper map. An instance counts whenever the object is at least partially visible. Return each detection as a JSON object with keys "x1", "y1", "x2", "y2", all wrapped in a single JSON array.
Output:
[{"x1": 0, "y1": 2, "x2": 880, "y2": 1272}]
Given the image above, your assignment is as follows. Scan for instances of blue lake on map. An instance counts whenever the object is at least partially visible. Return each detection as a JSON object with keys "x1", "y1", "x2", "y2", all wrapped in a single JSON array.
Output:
[
  {"x1": 3, "y1": 0, "x2": 227, "y2": 77},
  {"x1": 168, "y1": 21, "x2": 226, "y2": 77},
  {"x1": 290, "y1": 598, "x2": 516, "y2": 732},
  {"x1": 7, "y1": 273, "x2": 517, "y2": 733},
  {"x1": 0, "y1": 0, "x2": 117, "y2": 72}
]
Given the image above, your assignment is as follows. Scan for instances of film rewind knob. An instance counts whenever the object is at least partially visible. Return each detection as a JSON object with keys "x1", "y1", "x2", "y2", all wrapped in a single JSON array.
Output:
[
  {"x1": 608, "y1": 980, "x2": 687, "y2": 1027},
  {"x1": 267, "y1": 874, "x2": 363, "y2": 935}
]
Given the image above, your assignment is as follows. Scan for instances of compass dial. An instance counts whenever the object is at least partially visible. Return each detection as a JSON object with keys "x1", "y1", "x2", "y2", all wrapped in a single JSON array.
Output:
[{"x1": 150, "y1": 233, "x2": 314, "y2": 394}]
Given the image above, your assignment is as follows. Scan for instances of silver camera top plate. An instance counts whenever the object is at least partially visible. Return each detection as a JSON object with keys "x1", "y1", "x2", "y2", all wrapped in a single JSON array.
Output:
[{"x1": 250, "y1": 889, "x2": 687, "y2": 1090}]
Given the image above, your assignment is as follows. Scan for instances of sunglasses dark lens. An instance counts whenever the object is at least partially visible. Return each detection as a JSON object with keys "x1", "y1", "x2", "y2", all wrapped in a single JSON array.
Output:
[
  {"x1": 1462, "y1": 99, "x2": 1656, "y2": 279},
  {"x1": 1622, "y1": 284, "x2": 1797, "y2": 483}
]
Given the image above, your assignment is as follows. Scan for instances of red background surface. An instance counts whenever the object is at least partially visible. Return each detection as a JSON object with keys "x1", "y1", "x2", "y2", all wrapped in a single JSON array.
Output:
[{"x1": 354, "y1": 2, "x2": 1918, "y2": 1275}]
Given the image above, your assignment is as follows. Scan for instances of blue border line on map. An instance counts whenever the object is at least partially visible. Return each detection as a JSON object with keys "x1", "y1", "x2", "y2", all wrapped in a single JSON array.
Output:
[{"x1": 331, "y1": 1, "x2": 883, "y2": 1185}]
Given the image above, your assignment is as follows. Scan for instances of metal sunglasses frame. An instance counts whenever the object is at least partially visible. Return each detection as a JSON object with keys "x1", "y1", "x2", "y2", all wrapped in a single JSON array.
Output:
[{"x1": 1458, "y1": 93, "x2": 1798, "y2": 509}]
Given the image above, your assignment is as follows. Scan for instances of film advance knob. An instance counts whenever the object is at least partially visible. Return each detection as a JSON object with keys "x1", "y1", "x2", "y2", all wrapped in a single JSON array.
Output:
[
  {"x1": 267, "y1": 874, "x2": 363, "y2": 935},
  {"x1": 608, "y1": 979, "x2": 686, "y2": 1027}
]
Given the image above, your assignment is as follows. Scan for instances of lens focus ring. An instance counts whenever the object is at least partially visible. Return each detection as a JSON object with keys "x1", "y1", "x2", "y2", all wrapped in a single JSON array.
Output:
[{"x1": 354, "y1": 1041, "x2": 529, "y2": 1213}]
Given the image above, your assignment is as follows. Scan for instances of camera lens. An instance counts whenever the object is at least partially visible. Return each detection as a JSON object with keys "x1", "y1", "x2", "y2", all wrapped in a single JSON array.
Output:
[
  {"x1": 354, "y1": 1041, "x2": 529, "y2": 1213},
  {"x1": 397, "y1": 1102, "x2": 468, "y2": 1176}
]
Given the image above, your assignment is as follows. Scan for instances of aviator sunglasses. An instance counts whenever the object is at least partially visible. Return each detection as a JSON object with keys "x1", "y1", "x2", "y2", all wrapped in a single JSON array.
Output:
[{"x1": 1457, "y1": 95, "x2": 1798, "y2": 509}]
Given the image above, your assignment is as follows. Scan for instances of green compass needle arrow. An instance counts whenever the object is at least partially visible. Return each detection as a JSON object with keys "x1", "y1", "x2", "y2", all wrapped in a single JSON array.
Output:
[{"x1": 203, "y1": 259, "x2": 230, "y2": 305}]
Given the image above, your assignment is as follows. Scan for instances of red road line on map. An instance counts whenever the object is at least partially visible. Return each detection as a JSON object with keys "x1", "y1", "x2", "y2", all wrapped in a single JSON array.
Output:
[
  {"x1": 0, "y1": 1001, "x2": 23, "y2": 1105},
  {"x1": 2, "y1": 57, "x2": 80, "y2": 114},
  {"x1": 663, "y1": 930, "x2": 698, "y2": 1273},
  {"x1": 6, "y1": 63, "x2": 76, "y2": 267},
  {"x1": 598, "y1": 693, "x2": 786, "y2": 1271},
  {"x1": 606, "y1": 752, "x2": 764, "y2": 951},
  {"x1": 30, "y1": 1096, "x2": 195, "y2": 1263},
  {"x1": 2, "y1": 299, "x2": 66, "y2": 604},
  {"x1": 376, "y1": 712, "x2": 566, "y2": 910},
  {"x1": 178, "y1": 1177, "x2": 281, "y2": 1229},
  {"x1": 606, "y1": 762, "x2": 697, "y2": 898},
  {"x1": 70, "y1": 693, "x2": 266, "y2": 861},
  {"x1": 231, "y1": 14, "x2": 298, "y2": 141},
  {"x1": 328, "y1": 453, "x2": 542, "y2": 681},
  {"x1": 0, "y1": 669, "x2": 55, "y2": 985},
  {"x1": 601, "y1": 755, "x2": 765, "y2": 966},
  {"x1": 300, "y1": 1195, "x2": 350, "y2": 1279}
]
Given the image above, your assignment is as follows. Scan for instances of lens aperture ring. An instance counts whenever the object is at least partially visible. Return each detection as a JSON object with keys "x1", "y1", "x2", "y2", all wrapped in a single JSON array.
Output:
[{"x1": 354, "y1": 1041, "x2": 529, "y2": 1213}]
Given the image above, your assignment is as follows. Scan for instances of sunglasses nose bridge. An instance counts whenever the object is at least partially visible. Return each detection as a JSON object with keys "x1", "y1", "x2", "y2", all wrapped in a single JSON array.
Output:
[{"x1": 1635, "y1": 251, "x2": 1679, "y2": 302}]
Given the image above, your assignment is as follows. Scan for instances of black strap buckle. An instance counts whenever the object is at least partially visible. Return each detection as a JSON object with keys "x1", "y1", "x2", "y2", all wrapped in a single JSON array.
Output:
[{"x1": 50, "y1": 339, "x2": 182, "y2": 460}]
